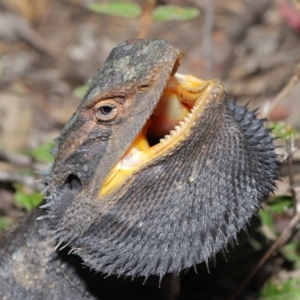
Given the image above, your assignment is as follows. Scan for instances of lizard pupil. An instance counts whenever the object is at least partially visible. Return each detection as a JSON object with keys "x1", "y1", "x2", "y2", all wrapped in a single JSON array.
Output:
[{"x1": 100, "y1": 106, "x2": 113, "y2": 115}]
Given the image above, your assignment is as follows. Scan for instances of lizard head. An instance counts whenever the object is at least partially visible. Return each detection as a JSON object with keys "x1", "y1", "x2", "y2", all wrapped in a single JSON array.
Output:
[{"x1": 44, "y1": 39, "x2": 278, "y2": 279}]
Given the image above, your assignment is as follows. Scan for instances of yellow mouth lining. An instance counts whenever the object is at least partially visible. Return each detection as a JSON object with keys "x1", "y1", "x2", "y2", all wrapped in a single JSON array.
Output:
[{"x1": 99, "y1": 73, "x2": 219, "y2": 197}]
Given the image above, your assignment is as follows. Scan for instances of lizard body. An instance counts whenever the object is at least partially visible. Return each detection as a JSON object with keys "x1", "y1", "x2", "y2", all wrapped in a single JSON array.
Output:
[{"x1": 0, "y1": 39, "x2": 278, "y2": 298}]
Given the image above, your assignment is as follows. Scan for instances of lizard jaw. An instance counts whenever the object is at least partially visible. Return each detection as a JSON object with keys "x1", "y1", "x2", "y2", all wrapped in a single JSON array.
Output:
[{"x1": 99, "y1": 74, "x2": 223, "y2": 197}]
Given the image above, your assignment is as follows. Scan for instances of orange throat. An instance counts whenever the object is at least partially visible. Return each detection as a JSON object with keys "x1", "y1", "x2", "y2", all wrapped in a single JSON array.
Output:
[{"x1": 99, "y1": 73, "x2": 221, "y2": 197}]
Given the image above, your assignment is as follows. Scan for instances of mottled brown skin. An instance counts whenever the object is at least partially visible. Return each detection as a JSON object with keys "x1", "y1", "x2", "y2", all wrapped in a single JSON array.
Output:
[{"x1": 0, "y1": 39, "x2": 278, "y2": 299}]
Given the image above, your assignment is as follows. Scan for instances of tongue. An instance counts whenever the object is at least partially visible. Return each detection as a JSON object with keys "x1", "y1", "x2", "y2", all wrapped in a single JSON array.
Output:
[{"x1": 148, "y1": 89, "x2": 190, "y2": 137}]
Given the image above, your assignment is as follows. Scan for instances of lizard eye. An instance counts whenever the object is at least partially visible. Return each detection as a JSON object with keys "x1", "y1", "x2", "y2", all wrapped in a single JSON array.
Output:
[
  {"x1": 100, "y1": 106, "x2": 113, "y2": 115},
  {"x1": 95, "y1": 100, "x2": 118, "y2": 122}
]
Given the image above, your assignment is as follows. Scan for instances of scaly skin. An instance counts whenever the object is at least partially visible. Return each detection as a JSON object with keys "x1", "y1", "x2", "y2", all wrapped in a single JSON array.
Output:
[
  {"x1": 0, "y1": 210, "x2": 97, "y2": 300},
  {"x1": 0, "y1": 39, "x2": 278, "y2": 298}
]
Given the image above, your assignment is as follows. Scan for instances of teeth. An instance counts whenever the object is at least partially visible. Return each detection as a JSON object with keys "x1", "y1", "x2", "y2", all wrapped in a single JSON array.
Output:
[
  {"x1": 170, "y1": 130, "x2": 176, "y2": 136},
  {"x1": 157, "y1": 107, "x2": 195, "y2": 145}
]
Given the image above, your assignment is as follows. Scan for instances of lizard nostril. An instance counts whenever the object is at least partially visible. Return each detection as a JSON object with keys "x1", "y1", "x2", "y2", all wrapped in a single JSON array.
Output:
[{"x1": 65, "y1": 174, "x2": 82, "y2": 193}]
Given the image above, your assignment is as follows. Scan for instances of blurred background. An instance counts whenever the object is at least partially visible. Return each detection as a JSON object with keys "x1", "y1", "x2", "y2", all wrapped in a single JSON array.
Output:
[{"x1": 0, "y1": 0, "x2": 300, "y2": 299}]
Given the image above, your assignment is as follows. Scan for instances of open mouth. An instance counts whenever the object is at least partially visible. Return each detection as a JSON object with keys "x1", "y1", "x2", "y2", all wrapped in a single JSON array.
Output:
[{"x1": 99, "y1": 73, "x2": 221, "y2": 196}]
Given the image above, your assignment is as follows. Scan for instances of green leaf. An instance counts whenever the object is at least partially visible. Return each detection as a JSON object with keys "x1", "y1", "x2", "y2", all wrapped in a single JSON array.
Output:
[
  {"x1": 0, "y1": 217, "x2": 12, "y2": 231},
  {"x1": 260, "y1": 278, "x2": 300, "y2": 300},
  {"x1": 73, "y1": 84, "x2": 89, "y2": 98},
  {"x1": 88, "y1": 2, "x2": 141, "y2": 18},
  {"x1": 268, "y1": 195, "x2": 292, "y2": 214},
  {"x1": 153, "y1": 5, "x2": 199, "y2": 21},
  {"x1": 31, "y1": 141, "x2": 54, "y2": 163},
  {"x1": 280, "y1": 242, "x2": 300, "y2": 267},
  {"x1": 14, "y1": 184, "x2": 43, "y2": 212},
  {"x1": 267, "y1": 122, "x2": 299, "y2": 140},
  {"x1": 259, "y1": 209, "x2": 274, "y2": 231}
]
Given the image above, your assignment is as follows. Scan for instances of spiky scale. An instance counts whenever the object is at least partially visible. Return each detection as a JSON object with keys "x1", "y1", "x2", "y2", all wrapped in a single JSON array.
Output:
[
  {"x1": 49, "y1": 147, "x2": 58, "y2": 156},
  {"x1": 44, "y1": 39, "x2": 279, "y2": 280},
  {"x1": 36, "y1": 215, "x2": 49, "y2": 221}
]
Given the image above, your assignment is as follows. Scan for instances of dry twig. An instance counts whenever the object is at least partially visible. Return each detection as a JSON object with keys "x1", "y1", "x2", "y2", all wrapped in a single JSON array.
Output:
[
  {"x1": 0, "y1": 151, "x2": 48, "y2": 172},
  {"x1": 138, "y1": 0, "x2": 156, "y2": 38},
  {"x1": 0, "y1": 12, "x2": 62, "y2": 60},
  {"x1": 228, "y1": 210, "x2": 300, "y2": 300},
  {"x1": 285, "y1": 136, "x2": 299, "y2": 213},
  {"x1": 221, "y1": 0, "x2": 273, "y2": 78},
  {"x1": 0, "y1": 171, "x2": 44, "y2": 192},
  {"x1": 265, "y1": 72, "x2": 300, "y2": 119},
  {"x1": 201, "y1": 0, "x2": 214, "y2": 77}
]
